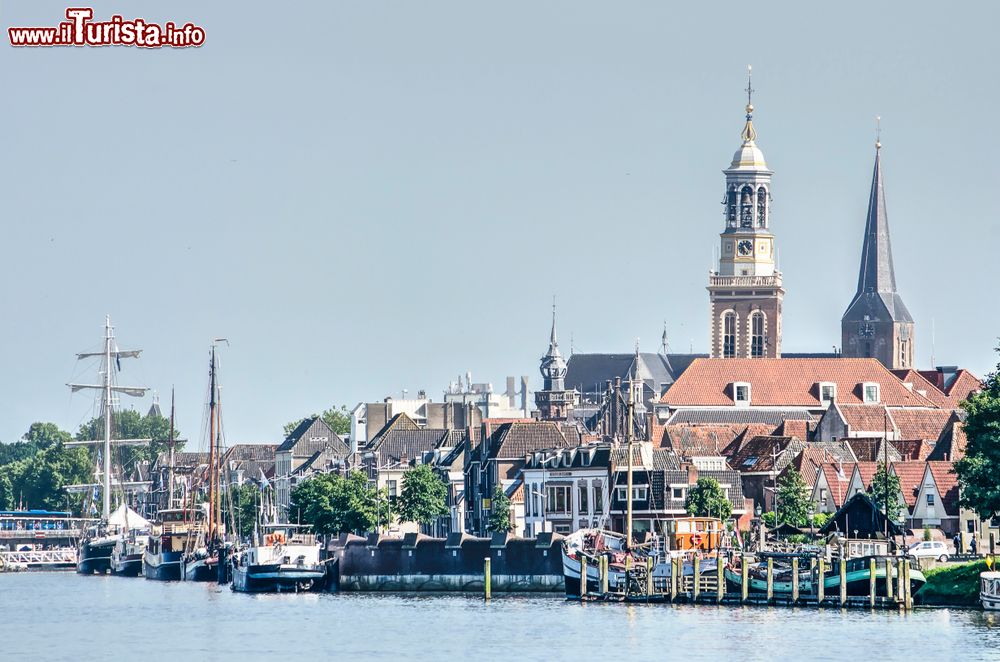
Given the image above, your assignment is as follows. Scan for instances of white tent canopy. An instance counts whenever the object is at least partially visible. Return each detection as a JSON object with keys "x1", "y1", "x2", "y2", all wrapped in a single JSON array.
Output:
[{"x1": 108, "y1": 503, "x2": 150, "y2": 530}]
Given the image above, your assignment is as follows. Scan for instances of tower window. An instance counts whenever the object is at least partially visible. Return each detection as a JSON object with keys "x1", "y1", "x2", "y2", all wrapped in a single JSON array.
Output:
[
  {"x1": 740, "y1": 186, "x2": 753, "y2": 228},
  {"x1": 726, "y1": 187, "x2": 737, "y2": 228},
  {"x1": 899, "y1": 339, "x2": 909, "y2": 367},
  {"x1": 757, "y1": 187, "x2": 767, "y2": 228},
  {"x1": 723, "y1": 312, "x2": 737, "y2": 358},
  {"x1": 750, "y1": 312, "x2": 766, "y2": 358}
]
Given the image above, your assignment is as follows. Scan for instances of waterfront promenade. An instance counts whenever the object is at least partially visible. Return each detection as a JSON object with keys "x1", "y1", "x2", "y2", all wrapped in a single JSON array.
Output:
[{"x1": 2, "y1": 573, "x2": 998, "y2": 662}]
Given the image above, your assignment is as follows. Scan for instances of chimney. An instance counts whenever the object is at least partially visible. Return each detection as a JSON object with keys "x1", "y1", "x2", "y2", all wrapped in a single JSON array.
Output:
[
  {"x1": 521, "y1": 375, "x2": 529, "y2": 412},
  {"x1": 686, "y1": 462, "x2": 699, "y2": 486},
  {"x1": 506, "y1": 376, "x2": 516, "y2": 408}
]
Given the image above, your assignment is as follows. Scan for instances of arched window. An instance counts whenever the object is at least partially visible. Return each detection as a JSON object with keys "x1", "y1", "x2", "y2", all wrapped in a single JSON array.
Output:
[
  {"x1": 740, "y1": 186, "x2": 753, "y2": 228},
  {"x1": 756, "y1": 187, "x2": 767, "y2": 228},
  {"x1": 750, "y1": 312, "x2": 766, "y2": 357},
  {"x1": 723, "y1": 312, "x2": 737, "y2": 358},
  {"x1": 726, "y1": 187, "x2": 737, "y2": 228}
]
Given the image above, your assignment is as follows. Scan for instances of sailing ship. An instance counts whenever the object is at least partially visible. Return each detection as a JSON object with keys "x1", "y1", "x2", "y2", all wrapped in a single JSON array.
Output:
[
  {"x1": 64, "y1": 317, "x2": 151, "y2": 575},
  {"x1": 182, "y1": 341, "x2": 229, "y2": 583},
  {"x1": 231, "y1": 524, "x2": 327, "y2": 593},
  {"x1": 143, "y1": 506, "x2": 206, "y2": 581},
  {"x1": 110, "y1": 504, "x2": 151, "y2": 576}
]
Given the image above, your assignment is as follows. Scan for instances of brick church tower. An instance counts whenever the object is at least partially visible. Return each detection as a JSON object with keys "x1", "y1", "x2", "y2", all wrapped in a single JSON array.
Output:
[
  {"x1": 708, "y1": 69, "x2": 783, "y2": 358},
  {"x1": 841, "y1": 139, "x2": 915, "y2": 369}
]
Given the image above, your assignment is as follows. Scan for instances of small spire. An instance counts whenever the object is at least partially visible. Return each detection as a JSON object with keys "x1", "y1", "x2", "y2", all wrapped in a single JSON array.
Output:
[
  {"x1": 550, "y1": 296, "x2": 558, "y2": 346},
  {"x1": 741, "y1": 64, "x2": 757, "y2": 143},
  {"x1": 661, "y1": 321, "x2": 669, "y2": 355},
  {"x1": 875, "y1": 115, "x2": 882, "y2": 151}
]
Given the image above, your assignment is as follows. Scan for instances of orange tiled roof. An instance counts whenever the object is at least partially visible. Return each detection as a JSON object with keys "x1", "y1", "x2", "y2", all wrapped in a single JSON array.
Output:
[
  {"x1": 663, "y1": 424, "x2": 747, "y2": 457},
  {"x1": 892, "y1": 369, "x2": 953, "y2": 408},
  {"x1": 838, "y1": 404, "x2": 893, "y2": 434},
  {"x1": 660, "y1": 358, "x2": 937, "y2": 408},
  {"x1": 891, "y1": 461, "x2": 927, "y2": 508},
  {"x1": 776, "y1": 419, "x2": 810, "y2": 439},
  {"x1": 817, "y1": 462, "x2": 854, "y2": 507},
  {"x1": 927, "y1": 461, "x2": 960, "y2": 515},
  {"x1": 892, "y1": 439, "x2": 934, "y2": 461},
  {"x1": 916, "y1": 369, "x2": 982, "y2": 406},
  {"x1": 889, "y1": 408, "x2": 954, "y2": 441}
]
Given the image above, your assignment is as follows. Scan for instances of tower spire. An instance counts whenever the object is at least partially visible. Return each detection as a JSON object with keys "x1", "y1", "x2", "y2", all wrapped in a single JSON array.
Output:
[
  {"x1": 855, "y1": 137, "x2": 897, "y2": 295},
  {"x1": 741, "y1": 64, "x2": 757, "y2": 143}
]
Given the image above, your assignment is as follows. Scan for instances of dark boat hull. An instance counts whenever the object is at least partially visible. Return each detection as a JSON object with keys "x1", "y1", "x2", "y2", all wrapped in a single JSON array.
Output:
[
  {"x1": 183, "y1": 558, "x2": 217, "y2": 582},
  {"x1": 77, "y1": 539, "x2": 115, "y2": 575},
  {"x1": 112, "y1": 555, "x2": 143, "y2": 577},
  {"x1": 231, "y1": 563, "x2": 326, "y2": 593},
  {"x1": 143, "y1": 552, "x2": 182, "y2": 581}
]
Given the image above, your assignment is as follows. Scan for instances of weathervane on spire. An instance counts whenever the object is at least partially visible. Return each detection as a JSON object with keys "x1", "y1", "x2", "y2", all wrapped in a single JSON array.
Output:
[
  {"x1": 745, "y1": 64, "x2": 754, "y2": 119},
  {"x1": 875, "y1": 115, "x2": 882, "y2": 150}
]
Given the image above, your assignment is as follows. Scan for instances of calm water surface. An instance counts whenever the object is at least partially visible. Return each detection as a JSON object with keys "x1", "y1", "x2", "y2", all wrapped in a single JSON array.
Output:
[{"x1": 2, "y1": 573, "x2": 999, "y2": 661}]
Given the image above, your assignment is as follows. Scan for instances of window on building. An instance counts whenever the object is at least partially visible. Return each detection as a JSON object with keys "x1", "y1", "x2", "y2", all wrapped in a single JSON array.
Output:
[
  {"x1": 593, "y1": 483, "x2": 603, "y2": 513},
  {"x1": 750, "y1": 312, "x2": 765, "y2": 358},
  {"x1": 387, "y1": 480, "x2": 398, "y2": 502},
  {"x1": 820, "y1": 488, "x2": 827, "y2": 503},
  {"x1": 756, "y1": 186, "x2": 767, "y2": 228},
  {"x1": 546, "y1": 485, "x2": 570, "y2": 514},
  {"x1": 726, "y1": 187, "x2": 737, "y2": 227},
  {"x1": 968, "y1": 520, "x2": 977, "y2": 534},
  {"x1": 863, "y1": 383, "x2": 880, "y2": 404},
  {"x1": 926, "y1": 493, "x2": 935, "y2": 506},
  {"x1": 578, "y1": 484, "x2": 589, "y2": 514},
  {"x1": 616, "y1": 486, "x2": 648, "y2": 502},
  {"x1": 740, "y1": 185, "x2": 754, "y2": 228},
  {"x1": 723, "y1": 312, "x2": 737, "y2": 358},
  {"x1": 733, "y1": 382, "x2": 751, "y2": 406},
  {"x1": 672, "y1": 487, "x2": 684, "y2": 500},
  {"x1": 554, "y1": 523, "x2": 571, "y2": 534},
  {"x1": 819, "y1": 382, "x2": 837, "y2": 405},
  {"x1": 900, "y1": 339, "x2": 909, "y2": 367}
]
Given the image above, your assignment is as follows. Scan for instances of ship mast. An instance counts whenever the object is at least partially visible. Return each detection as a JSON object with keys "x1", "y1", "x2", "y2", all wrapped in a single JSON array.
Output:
[
  {"x1": 625, "y1": 363, "x2": 636, "y2": 550},
  {"x1": 168, "y1": 387, "x2": 176, "y2": 510},
  {"x1": 207, "y1": 345, "x2": 218, "y2": 541}
]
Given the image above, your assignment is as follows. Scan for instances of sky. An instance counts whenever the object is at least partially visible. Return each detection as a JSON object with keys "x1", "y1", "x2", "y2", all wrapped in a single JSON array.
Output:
[{"x1": 1, "y1": 1, "x2": 998, "y2": 450}]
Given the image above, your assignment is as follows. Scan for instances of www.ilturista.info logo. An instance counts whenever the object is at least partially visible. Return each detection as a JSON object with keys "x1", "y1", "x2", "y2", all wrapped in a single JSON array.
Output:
[{"x1": 8, "y1": 8, "x2": 205, "y2": 48}]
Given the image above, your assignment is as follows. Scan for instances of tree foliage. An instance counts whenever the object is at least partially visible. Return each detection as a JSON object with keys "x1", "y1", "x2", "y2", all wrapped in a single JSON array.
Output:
[
  {"x1": 224, "y1": 483, "x2": 263, "y2": 539},
  {"x1": 397, "y1": 464, "x2": 448, "y2": 525},
  {"x1": 289, "y1": 471, "x2": 378, "y2": 535},
  {"x1": 776, "y1": 469, "x2": 811, "y2": 527},
  {"x1": 77, "y1": 408, "x2": 181, "y2": 472},
  {"x1": 684, "y1": 477, "x2": 733, "y2": 521},
  {"x1": 283, "y1": 405, "x2": 352, "y2": 437},
  {"x1": 0, "y1": 423, "x2": 91, "y2": 512},
  {"x1": 868, "y1": 462, "x2": 903, "y2": 523},
  {"x1": 955, "y1": 350, "x2": 1000, "y2": 519},
  {"x1": 487, "y1": 486, "x2": 512, "y2": 533}
]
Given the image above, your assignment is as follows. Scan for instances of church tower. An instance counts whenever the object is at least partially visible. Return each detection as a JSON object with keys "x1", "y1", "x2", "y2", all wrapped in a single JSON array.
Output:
[
  {"x1": 841, "y1": 137, "x2": 914, "y2": 369},
  {"x1": 535, "y1": 305, "x2": 575, "y2": 420},
  {"x1": 708, "y1": 68, "x2": 783, "y2": 358}
]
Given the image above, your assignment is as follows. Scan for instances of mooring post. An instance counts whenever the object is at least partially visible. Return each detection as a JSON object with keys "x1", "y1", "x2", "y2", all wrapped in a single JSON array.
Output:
[
  {"x1": 766, "y1": 557, "x2": 773, "y2": 603},
  {"x1": 693, "y1": 555, "x2": 701, "y2": 601},
  {"x1": 817, "y1": 558, "x2": 825, "y2": 604},
  {"x1": 839, "y1": 559, "x2": 847, "y2": 606},
  {"x1": 625, "y1": 555, "x2": 631, "y2": 596},
  {"x1": 741, "y1": 556, "x2": 749, "y2": 603},
  {"x1": 716, "y1": 553, "x2": 725, "y2": 603},
  {"x1": 885, "y1": 557, "x2": 894, "y2": 601},
  {"x1": 869, "y1": 558, "x2": 876, "y2": 608},
  {"x1": 670, "y1": 556, "x2": 678, "y2": 601},
  {"x1": 484, "y1": 557, "x2": 491, "y2": 601},
  {"x1": 580, "y1": 556, "x2": 587, "y2": 598},
  {"x1": 791, "y1": 557, "x2": 799, "y2": 603},
  {"x1": 903, "y1": 560, "x2": 912, "y2": 610},
  {"x1": 646, "y1": 556, "x2": 654, "y2": 598},
  {"x1": 991, "y1": 532, "x2": 995, "y2": 556},
  {"x1": 600, "y1": 556, "x2": 609, "y2": 596},
  {"x1": 810, "y1": 557, "x2": 817, "y2": 596},
  {"x1": 896, "y1": 558, "x2": 905, "y2": 607}
]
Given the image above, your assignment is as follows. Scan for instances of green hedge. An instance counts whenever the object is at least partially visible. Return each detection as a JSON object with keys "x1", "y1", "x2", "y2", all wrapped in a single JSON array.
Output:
[{"x1": 915, "y1": 560, "x2": 989, "y2": 606}]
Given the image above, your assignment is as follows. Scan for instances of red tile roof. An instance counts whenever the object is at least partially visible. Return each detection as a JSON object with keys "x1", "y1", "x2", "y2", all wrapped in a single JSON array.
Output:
[
  {"x1": 891, "y1": 369, "x2": 953, "y2": 408},
  {"x1": 817, "y1": 463, "x2": 854, "y2": 507},
  {"x1": 662, "y1": 424, "x2": 747, "y2": 457},
  {"x1": 889, "y1": 408, "x2": 954, "y2": 441},
  {"x1": 661, "y1": 358, "x2": 937, "y2": 408},
  {"x1": 891, "y1": 439, "x2": 934, "y2": 461},
  {"x1": 776, "y1": 419, "x2": 810, "y2": 439},
  {"x1": 927, "y1": 461, "x2": 960, "y2": 515},
  {"x1": 916, "y1": 369, "x2": 982, "y2": 406},
  {"x1": 891, "y1": 462, "x2": 927, "y2": 508},
  {"x1": 852, "y1": 461, "x2": 879, "y2": 490},
  {"x1": 838, "y1": 404, "x2": 893, "y2": 434}
]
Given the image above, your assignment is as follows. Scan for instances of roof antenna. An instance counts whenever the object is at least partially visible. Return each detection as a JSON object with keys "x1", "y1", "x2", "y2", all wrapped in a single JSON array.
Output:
[{"x1": 931, "y1": 318, "x2": 936, "y2": 368}]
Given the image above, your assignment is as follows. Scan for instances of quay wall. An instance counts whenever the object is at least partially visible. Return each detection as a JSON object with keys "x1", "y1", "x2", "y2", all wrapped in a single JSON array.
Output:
[{"x1": 327, "y1": 532, "x2": 564, "y2": 592}]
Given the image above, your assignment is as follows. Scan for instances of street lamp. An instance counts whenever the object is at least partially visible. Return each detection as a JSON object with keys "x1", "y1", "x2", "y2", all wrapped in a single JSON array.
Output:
[{"x1": 808, "y1": 503, "x2": 815, "y2": 540}]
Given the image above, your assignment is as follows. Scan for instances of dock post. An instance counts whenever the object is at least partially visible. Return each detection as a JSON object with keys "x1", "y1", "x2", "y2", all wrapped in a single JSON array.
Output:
[
  {"x1": 600, "y1": 556, "x2": 609, "y2": 596},
  {"x1": 869, "y1": 558, "x2": 876, "y2": 608},
  {"x1": 484, "y1": 557, "x2": 491, "y2": 601},
  {"x1": 766, "y1": 557, "x2": 773, "y2": 603},
  {"x1": 580, "y1": 556, "x2": 587, "y2": 598},
  {"x1": 896, "y1": 559, "x2": 906, "y2": 609},
  {"x1": 817, "y1": 558, "x2": 825, "y2": 604},
  {"x1": 693, "y1": 555, "x2": 701, "y2": 602},
  {"x1": 670, "y1": 556, "x2": 677, "y2": 601},
  {"x1": 810, "y1": 557, "x2": 816, "y2": 596},
  {"x1": 791, "y1": 557, "x2": 799, "y2": 603},
  {"x1": 902, "y1": 560, "x2": 911, "y2": 610},
  {"x1": 839, "y1": 559, "x2": 847, "y2": 606},
  {"x1": 741, "y1": 556, "x2": 749, "y2": 603},
  {"x1": 717, "y1": 553, "x2": 725, "y2": 603},
  {"x1": 646, "y1": 556, "x2": 654, "y2": 599},
  {"x1": 884, "y1": 557, "x2": 894, "y2": 601},
  {"x1": 625, "y1": 555, "x2": 631, "y2": 596}
]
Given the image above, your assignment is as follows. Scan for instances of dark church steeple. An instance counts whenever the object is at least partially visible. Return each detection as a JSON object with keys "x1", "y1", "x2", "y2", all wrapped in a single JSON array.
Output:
[
  {"x1": 842, "y1": 135, "x2": 915, "y2": 369},
  {"x1": 535, "y1": 303, "x2": 575, "y2": 420}
]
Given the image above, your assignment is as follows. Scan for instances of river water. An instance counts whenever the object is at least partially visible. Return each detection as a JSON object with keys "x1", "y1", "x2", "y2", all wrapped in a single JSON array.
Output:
[{"x1": 3, "y1": 573, "x2": 999, "y2": 661}]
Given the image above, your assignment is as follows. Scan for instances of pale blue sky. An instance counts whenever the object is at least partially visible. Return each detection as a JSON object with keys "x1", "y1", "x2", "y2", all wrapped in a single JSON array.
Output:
[{"x1": 2, "y1": 1, "x2": 998, "y2": 449}]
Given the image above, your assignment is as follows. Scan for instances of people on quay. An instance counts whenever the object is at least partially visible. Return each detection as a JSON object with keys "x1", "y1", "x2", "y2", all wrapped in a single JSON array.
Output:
[
  {"x1": 970, "y1": 535, "x2": 978, "y2": 556},
  {"x1": 953, "y1": 533, "x2": 962, "y2": 556}
]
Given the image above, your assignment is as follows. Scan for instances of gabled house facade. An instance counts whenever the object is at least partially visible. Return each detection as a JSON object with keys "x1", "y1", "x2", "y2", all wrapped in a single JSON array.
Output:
[{"x1": 275, "y1": 416, "x2": 350, "y2": 522}]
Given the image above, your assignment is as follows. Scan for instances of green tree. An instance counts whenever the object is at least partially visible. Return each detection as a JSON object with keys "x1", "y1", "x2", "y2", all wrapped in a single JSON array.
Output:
[
  {"x1": 224, "y1": 483, "x2": 263, "y2": 539},
  {"x1": 956, "y1": 349, "x2": 1000, "y2": 520},
  {"x1": 397, "y1": 464, "x2": 449, "y2": 525},
  {"x1": 289, "y1": 471, "x2": 378, "y2": 535},
  {"x1": 775, "y1": 469, "x2": 811, "y2": 527},
  {"x1": 684, "y1": 476, "x2": 733, "y2": 521},
  {"x1": 868, "y1": 462, "x2": 903, "y2": 523},
  {"x1": 487, "y1": 486, "x2": 512, "y2": 533},
  {"x1": 77, "y1": 408, "x2": 181, "y2": 470},
  {"x1": 283, "y1": 405, "x2": 352, "y2": 438}
]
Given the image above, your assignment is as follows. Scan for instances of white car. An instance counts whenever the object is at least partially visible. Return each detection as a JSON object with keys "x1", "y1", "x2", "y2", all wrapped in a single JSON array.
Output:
[{"x1": 908, "y1": 540, "x2": 950, "y2": 562}]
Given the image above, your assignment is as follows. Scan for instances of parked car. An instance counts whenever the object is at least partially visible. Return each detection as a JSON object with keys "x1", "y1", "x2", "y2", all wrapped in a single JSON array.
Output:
[{"x1": 908, "y1": 540, "x2": 949, "y2": 562}]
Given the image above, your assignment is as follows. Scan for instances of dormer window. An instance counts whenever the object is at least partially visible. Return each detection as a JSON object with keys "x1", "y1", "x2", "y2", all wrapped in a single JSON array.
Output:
[
  {"x1": 862, "y1": 382, "x2": 880, "y2": 404},
  {"x1": 819, "y1": 382, "x2": 837, "y2": 406},
  {"x1": 733, "y1": 382, "x2": 751, "y2": 407}
]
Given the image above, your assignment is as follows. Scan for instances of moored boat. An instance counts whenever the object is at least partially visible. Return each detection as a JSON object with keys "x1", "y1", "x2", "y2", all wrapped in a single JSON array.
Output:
[
  {"x1": 231, "y1": 525, "x2": 326, "y2": 593},
  {"x1": 981, "y1": 571, "x2": 1000, "y2": 611},
  {"x1": 77, "y1": 532, "x2": 119, "y2": 575},
  {"x1": 110, "y1": 506, "x2": 151, "y2": 577},
  {"x1": 144, "y1": 508, "x2": 203, "y2": 581}
]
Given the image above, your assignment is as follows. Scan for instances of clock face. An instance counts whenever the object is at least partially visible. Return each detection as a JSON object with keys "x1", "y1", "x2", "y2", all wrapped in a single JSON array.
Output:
[{"x1": 737, "y1": 240, "x2": 753, "y2": 256}]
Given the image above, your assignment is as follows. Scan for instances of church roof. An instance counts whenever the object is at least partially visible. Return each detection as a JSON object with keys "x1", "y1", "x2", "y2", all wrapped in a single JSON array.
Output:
[{"x1": 843, "y1": 148, "x2": 913, "y2": 323}]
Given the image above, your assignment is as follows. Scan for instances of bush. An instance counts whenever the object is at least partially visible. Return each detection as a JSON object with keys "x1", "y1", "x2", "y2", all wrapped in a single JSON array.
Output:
[
  {"x1": 923, "y1": 526, "x2": 933, "y2": 542},
  {"x1": 916, "y1": 560, "x2": 989, "y2": 606}
]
